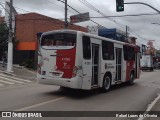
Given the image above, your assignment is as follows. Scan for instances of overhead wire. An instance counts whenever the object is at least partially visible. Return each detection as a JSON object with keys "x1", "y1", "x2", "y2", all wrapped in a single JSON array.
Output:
[
  {"x1": 78, "y1": 0, "x2": 125, "y2": 28},
  {"x1": 0, "y1": 0, "x2": 159, "y2": 47},
  {"x1": 57, "y1": 0, "x2": 107, "y2": 28},
  {"x1": 0, "y1": 2, "x2": 10, "y2": 14},
  {"x1": 78, "y1": 0, "x2": 156, "y2": 44}
]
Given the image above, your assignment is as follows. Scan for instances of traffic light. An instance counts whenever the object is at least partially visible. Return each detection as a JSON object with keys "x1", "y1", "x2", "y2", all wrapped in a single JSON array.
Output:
[{"x1": 116, "y1": 0, "x2": 124, "y2": 12}]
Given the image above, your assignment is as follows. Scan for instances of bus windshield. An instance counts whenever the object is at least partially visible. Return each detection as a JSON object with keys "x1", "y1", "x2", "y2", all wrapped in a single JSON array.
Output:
[{"x1": 41, "y1": 33, "x2": 76, "y2": 49}]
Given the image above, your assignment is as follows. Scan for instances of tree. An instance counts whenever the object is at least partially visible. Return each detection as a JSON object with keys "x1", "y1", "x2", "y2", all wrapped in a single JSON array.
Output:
[{"x1": 0, "y1": 23, "x2": 9, "y2": 52}]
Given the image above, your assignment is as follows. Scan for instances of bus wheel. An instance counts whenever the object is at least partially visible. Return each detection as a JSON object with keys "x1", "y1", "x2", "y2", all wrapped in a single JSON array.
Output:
[
  {"x1": 101, "y1": 75, "x2": 111, "y2": 92},
  {"x1": 128, "y1": 73, "x2": 135, "y2": 85},
  {"x1": 59, "y1": 86, "x2": 70, "y2": 91}
]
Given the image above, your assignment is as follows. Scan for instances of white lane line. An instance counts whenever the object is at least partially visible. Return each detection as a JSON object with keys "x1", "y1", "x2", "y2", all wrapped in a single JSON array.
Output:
[
  {"x1": 0, "y1": 79, "x2": 15, "y2": 84},
  {"x1": 138, "y1": 93, "x2": 160, "y2": 120},
  {"x1": 14, "y1": 97, "x2": 65, "y2": 111},
  {"x1": 0, "y1": 76, "x2": 24, "y2": 84},
  {"x1": 0, "y1": 74, "x2": 32, "y2": 82}
]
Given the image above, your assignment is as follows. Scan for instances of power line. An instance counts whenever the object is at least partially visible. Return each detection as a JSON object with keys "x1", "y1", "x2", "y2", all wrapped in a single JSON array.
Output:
[
  {"x1": 0, "y1": 3, "x2": 10, "y2": 14},
  {"x1": 58, "y1": 0, "x2": 107, "y2": 28},
  {"x1": 78, "y1": 0, "x2": 125, "y2": 28},
  {"x1": 78, "y1": 0, "x2": 154, "y2": 43}
]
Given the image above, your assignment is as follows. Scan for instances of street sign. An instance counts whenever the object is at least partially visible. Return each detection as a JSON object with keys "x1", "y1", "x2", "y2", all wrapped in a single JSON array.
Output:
[
  {"x1": 70, "y1": 12, "x2": 90, "y2": 23},
  {"x1": 87, "y1": 26, "x2": 99, "y2": 35}
]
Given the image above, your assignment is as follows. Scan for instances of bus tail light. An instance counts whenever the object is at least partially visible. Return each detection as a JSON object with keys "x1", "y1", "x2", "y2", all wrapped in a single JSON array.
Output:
[{"x1": 72, "y1": 66, "x2": 78, "y2": 77}]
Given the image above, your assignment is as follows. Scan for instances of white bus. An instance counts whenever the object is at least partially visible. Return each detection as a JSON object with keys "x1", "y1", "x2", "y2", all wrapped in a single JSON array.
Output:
[{"x1": 37, "y1": 29, "x2": 140, "y2": 92}]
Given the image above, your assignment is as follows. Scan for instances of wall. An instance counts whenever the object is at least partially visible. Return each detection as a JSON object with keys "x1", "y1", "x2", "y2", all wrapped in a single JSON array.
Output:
[{"x1": 15, "y1": 13, "x2": 87, "y2": 50}]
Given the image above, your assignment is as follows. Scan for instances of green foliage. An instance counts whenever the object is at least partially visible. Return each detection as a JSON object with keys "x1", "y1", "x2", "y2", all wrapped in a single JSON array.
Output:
[
  {"x1": 0, "y1": 23, "x2": 19, "y2": 52},
  {"x1": 0, "y1": 23, "x2": 9, "y2": 51}
]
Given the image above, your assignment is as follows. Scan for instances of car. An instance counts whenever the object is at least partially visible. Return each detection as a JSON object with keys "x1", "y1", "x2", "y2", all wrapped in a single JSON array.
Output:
[{"x1": 154, "y1": 62, "x2": 160, "y2": 69}]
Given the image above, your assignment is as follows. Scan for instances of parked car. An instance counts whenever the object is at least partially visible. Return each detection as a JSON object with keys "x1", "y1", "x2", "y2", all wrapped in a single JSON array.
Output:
[{"x1": 154, "y1": 62, "x2": 160, "y2": 69}]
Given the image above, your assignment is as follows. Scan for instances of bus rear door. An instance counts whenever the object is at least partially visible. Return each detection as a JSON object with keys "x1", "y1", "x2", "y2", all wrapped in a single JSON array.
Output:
[{"x1": 82, "y1": 36, "x2": 92, "y2": 89}]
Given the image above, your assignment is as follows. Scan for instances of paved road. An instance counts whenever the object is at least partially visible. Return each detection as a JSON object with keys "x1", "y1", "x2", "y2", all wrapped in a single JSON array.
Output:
[{"x1": 0, "y1": 70, "x2": 160, "y2": 120}]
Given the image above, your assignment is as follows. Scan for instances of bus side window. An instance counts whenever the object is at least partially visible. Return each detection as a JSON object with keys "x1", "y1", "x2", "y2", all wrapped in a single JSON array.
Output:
[
  {"x1": 102, "y1": 41, "x2": 114, "y2": 60},
  {"x1": 123, "y1": 45, "x2": 135, "y2": 60},
  {"x1": 123, "y1": 45, "x2": 128, "y2": 60},
  {"x1": 82, "y1": 36, "x2": 91, "y2": 59}
]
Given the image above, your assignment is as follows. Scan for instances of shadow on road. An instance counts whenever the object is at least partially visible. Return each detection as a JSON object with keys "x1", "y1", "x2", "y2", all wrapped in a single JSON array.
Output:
[{"x1": 42, "y1": 83, "x2": 137, "y2": 99}]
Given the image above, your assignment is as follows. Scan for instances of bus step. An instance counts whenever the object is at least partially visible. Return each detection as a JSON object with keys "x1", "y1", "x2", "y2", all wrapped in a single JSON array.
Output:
[
  {"x1": 115, "y1": 81, "x2": 122, "y2": 84},
  {"x1": 91, "y1": 85, "x2": 98, "y2": 89}
]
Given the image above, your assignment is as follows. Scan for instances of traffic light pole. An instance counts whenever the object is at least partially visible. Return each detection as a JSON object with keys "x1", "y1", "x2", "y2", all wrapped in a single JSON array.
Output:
[{"x1": 124, "y1": 2, "x2": 160, "y2": 13}]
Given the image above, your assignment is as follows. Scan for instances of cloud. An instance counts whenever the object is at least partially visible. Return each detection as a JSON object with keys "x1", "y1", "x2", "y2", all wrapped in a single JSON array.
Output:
[{"x1": 0, "y1": 0, "x2": 160, "y2": 47}]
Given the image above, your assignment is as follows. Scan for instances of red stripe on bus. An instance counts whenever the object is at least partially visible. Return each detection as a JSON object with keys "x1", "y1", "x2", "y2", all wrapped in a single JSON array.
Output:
[{"x1": 56, "y1": 48, "x2": 76, "y2": 78}]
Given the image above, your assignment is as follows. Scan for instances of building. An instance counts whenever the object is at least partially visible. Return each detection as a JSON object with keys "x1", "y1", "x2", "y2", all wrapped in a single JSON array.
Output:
[
  {"x1": 0, "y1": 12, "x2": 87, "y2": 67},
  {"x1": 98, "y1": 28, "x2": 127, "y2": 42}
]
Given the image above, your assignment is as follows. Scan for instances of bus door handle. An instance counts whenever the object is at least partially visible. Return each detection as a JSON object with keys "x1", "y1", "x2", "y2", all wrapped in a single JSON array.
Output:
[
  {"x1": 83, "y1": 74, "x2": 91, "y2": 77},
  {"x1": 50, "y1": 55, "x2": 57, "y2": 57},
  {"x1": 50, "y1": 54, "x2": 62, "y2": 57}
]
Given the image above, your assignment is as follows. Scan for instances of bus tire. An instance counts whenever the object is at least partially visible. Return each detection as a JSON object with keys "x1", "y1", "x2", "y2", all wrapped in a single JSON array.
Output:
[
  {"x1": 128, "y1": 72, "x2": 135, "y2": 85},
  {"x1": 59, "y1": 86, "x2": 70, "y2": 91},
  {"x1": 101, "y1": 75, "x2": 111, "y2": 92}
]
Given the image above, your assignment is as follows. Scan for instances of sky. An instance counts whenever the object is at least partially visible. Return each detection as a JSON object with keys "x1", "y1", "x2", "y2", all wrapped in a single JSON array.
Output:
[{"x1": 0, "y1": 0, "x2": 160, "y2": 49}]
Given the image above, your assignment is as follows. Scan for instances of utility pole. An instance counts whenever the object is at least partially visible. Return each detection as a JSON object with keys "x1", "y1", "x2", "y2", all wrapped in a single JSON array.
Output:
[
  {"x1": 7, "y1": 0, "x2": 13, "y2": 72},
  {"x1": 65, "y1": 0, "x2": 68, "y2": 29},
  {"x1": 126, "y1": 26, "x2": 128, "y2": 42}
]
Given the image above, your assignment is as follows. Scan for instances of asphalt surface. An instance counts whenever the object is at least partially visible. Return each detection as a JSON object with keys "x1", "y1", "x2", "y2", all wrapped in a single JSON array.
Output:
[{"x1": 0, "y1": 65, "x2": 160, "y2": 120}]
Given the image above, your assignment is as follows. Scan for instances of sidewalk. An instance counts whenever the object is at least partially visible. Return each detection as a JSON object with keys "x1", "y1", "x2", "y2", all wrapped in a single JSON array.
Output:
[{"x1": 0, "y1": 63, "x2": 37, "y2": 81}]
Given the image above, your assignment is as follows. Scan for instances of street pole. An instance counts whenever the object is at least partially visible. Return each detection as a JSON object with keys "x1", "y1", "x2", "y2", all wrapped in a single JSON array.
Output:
[
  {"x1": 7, "y1": 0, "x2": 13, "y2": 72},
  {"x1": 65, "y1": 0, "x2": 68, "y2": 29},
  {"x1": 126, "y1": 26, "x2": 128, "y2": 42}
]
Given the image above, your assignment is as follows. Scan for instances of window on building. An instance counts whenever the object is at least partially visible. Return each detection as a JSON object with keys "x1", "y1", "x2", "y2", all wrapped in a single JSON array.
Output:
[{"x1": 102, "y1": 41, "x2": 114, "y2": 60}]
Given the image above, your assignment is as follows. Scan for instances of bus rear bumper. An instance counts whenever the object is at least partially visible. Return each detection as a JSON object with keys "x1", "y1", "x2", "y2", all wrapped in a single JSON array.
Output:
[{"x1": 38, "y1": 76, "x2": 83, "y2": 89}]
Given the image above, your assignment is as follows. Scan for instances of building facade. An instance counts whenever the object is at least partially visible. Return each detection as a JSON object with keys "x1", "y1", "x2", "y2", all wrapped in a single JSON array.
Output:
[{"x1": 0, "y1": 12, "x2": 87, "y2": 67}]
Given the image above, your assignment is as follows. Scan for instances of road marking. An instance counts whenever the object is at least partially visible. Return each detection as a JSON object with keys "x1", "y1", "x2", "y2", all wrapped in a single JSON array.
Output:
[
  {"x1": 138, "y1": 93, "x2": 160, "y2": 120},
  {"x1": 0, "y1": 74, "x2": 32, "y2": 82},
  {"x1": 0, "y1": 83, "x2": 4, "y2": 86},
  {"x1": 14, "y1": 97, "x2": 65, "y2": 111},
  {"x1": 0, "y1": 76, "x2": 24, "y2": 84},
  {"x1": 0, "y1": 79, "x2": 15, "y2": 84}
]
